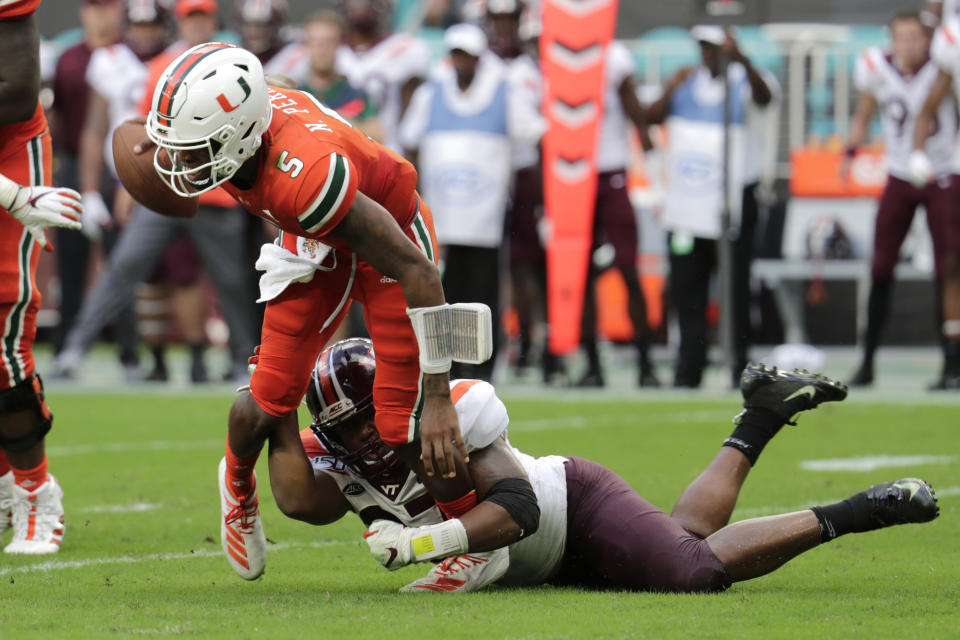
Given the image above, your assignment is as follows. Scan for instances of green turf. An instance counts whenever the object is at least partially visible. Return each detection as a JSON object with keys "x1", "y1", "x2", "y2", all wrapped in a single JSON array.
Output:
[{"x1": 0, "y1": 391, "x2": 957, "y2": 638}]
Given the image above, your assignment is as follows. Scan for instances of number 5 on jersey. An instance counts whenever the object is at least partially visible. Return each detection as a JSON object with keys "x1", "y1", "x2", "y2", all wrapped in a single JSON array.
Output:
[{"x1": 277, "y1": 150, "x2": 303, "y2": 179}]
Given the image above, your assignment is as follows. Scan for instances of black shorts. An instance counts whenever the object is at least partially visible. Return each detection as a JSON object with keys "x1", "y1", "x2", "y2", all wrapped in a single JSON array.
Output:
[{"x1": 551, "y1": 457, "x2": 731, "y2": 593}]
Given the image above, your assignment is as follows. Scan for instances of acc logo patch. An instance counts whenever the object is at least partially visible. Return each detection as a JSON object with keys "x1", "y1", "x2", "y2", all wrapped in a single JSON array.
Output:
[{"x1": 343, "y1": 482, "x2": 366, "y2": 496}]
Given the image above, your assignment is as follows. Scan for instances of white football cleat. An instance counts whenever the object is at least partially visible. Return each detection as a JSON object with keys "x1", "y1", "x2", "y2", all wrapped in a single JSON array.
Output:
[
  {"x1": 0, "y1": 471, "x2": 13, "y2": 536},
  {"x1": 400, "y1": 548, "x2": 510, "y2": 593},
  {"x1": 4, "y1": 474, "x2": 64, "y2": 554},
  {"x1": 218, "y1": 457, "x2": 266, "y2": 580}
]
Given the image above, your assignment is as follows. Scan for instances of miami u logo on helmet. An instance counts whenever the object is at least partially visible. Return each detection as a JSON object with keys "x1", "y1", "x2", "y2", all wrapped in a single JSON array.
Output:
[{"x1": 217, "y1": 77, "x2": 253, "y2": 113}]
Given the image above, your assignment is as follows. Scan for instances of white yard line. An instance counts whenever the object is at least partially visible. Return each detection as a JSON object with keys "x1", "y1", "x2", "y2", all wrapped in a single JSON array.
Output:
[
  {"x1": 77, "y1": 503, "x2": 163, "y2": 514},
  {"x1": 47, "y1": 439, "x2": 223, "y2": 456},
  {"x1": 0, "y1": 539, "x2": 356, "y2": 577},
  {"x1": 800, "y1": 455, "x2": 958, "y2": 472}
]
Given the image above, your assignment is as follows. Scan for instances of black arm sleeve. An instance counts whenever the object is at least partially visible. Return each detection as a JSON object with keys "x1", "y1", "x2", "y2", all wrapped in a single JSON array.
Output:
[{"x1": 483, "y1": 477, "x2": 540, "y2": 538}]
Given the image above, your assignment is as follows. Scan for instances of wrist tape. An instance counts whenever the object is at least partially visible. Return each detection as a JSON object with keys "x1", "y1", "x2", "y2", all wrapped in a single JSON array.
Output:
[{"x1": 410, "y1": 518, "x2": 469, "y2": 562}]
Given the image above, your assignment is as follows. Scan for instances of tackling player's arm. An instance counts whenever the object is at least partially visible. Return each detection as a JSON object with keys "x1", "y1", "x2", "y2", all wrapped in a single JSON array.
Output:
[
  {"x1": 364, "y1": 435, "x2": 540, "y2": 569},
  {"x1": 263, "y1": 406, "x2": 351, "y2": 526},
  {"x1": 457, "y1": 435, "x2": 539, "y2": 551},
  {"x1": 0, "y1": 14, "x2": 40, "y2": 125},
  {"x1": 331, "y1": 193, "x2": 469, "y2": 480}
]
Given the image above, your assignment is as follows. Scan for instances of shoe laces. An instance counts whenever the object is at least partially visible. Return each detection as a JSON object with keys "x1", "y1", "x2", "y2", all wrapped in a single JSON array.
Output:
[
  {"x1": 9, "y1": 487, "x2": 61, "y2": 539},
  {"x1": 225, "y1": 501, "x2": 259, "y2": 533},
  {"x1": 437, "y1": 554, "x2": 488, "y2": 574}
]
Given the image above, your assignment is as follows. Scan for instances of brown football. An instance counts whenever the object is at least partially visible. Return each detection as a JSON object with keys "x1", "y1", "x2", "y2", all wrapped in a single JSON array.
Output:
[{"x1": 111, "y1": 119, "x2": 198, "y2": 218}]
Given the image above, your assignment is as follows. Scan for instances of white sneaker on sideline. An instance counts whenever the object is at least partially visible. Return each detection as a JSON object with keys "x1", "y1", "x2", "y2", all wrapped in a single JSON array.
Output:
[
  {"x1": 0, "y1": 471, "x2": 13, "y2": 536},
  {"x1": 400, "y1": 547, "x2": 510, "y2": 593},
  {"x1": 218, "y1": 457, "x2": 266, "y2": 580},
  {"x1": 4, "y1": 474, "x2": 64, "y2": 554}
]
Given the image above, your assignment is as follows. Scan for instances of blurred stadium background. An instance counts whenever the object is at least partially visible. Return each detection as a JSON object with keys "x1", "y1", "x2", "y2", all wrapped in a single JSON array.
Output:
[{"x1": 29, "y1": 0, "x2": 950, "y2": 391}]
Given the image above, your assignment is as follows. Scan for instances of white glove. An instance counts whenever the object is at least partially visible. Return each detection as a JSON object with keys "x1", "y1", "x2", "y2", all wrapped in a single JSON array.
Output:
[
  {"x1": 363, "y1": 520, "x2": 415, "y2": 570},
  {"x1": 80, "y1": 191, "x2": 112, "y2": 241},
  {"x1": 0, "y1": 173, "x2": 82, "y2": 250},
  {"x1": 363, "y1": 518, "x2": 469, "y2": 571},
  {"x1": 908, "y1": 150, "x2": 934, "y2": 188}
]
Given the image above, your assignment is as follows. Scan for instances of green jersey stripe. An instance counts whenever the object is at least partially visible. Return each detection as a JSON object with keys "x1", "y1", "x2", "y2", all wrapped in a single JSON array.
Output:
[
  {"x1": 3, "y1": 231, "x2": 32, "y2": 384},
  {"x1": 299, "y1": 154, "x2": 350, "y2": 234},
  {"x1": 413, "y1": 214, "x2": 433, "y2": 263}
]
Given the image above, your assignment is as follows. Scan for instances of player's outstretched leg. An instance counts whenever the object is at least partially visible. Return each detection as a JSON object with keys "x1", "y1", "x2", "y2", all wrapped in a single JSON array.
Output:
[
  {"x1": 707, "y1": 478, "x2": 938, "y2": 583},
  {"x1": 671, "y1": 364, "x2": 847, "y2": 537}
]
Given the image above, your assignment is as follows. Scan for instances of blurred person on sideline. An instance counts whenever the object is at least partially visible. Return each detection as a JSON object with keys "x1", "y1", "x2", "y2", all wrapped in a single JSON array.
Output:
[
  {"x1": 237, "y1": 0, "x2": 309, "y2": 86},
  {"x1": 0, "y1": 0, "x2": 87, "y2": 554},
  {"x1": 399, "y1": 23, "x2": 545, "y2": 381},
  {"x1": 53, "y1": 0, "x2": 257, "y2": 384},
  {"x1": 570, "y1": 28, "x2": 662, "y2": 389},
  {"x1": 73, "y1": 0, "x2": 174, "y2": 381},
  {"x1": 338, "y1": 0, "x2": 430, "y2": 152},
  {"x1": 645, "y1": 26, "x2": 772, "y2": 389},
  {"x1": 301, "y1": 10, "x2": 382, "y2": 140},
  {"x1": 48, "y1": 0, "x2": 140, "y2": 374},
  {"x1": 483, "y1": 0, "x2": 555, "y2": 381},
  {"x1": 843, "y1": 11, "x2": 957, "y2": 389},
  {"x1": 909, "y1": 10, "x2": 960, "y2": 390}
]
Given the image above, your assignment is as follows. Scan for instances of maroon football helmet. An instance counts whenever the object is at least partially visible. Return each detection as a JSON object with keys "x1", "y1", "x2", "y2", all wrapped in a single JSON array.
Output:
[{"x1": 306, "y1": 338, "x2": 400, "y2": 478}]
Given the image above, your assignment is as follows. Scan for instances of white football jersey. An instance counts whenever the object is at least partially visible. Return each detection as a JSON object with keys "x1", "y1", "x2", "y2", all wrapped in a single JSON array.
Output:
[
  {"x1": 337, "y1": 33, "x2": 430, "y2": 152},
  {"x1": 855, "y1": 46, "x2": 957, "y2": 179},
  {"x1": 86, "y1": 43, "x2": 149, "y2": 178},
  {"x1": 301, "y1": 379, "x2": 569, "y2": 586},
  {"x1": 503, "y1": 53, "x2": 542, "y2": 170}
]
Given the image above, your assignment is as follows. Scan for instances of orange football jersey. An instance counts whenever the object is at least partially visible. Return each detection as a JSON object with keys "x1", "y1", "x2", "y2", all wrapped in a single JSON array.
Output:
[
  {"x1": 222, "y1": 87, "x2": 419, "y2": 248},
  {"x1": 0, "y1": 0, "x2": 41, "y2": 20}
]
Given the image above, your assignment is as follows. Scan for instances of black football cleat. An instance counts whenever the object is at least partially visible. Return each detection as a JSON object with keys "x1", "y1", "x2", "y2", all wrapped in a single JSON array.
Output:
[
  {"x1": 864, "y1": 478, "x2": 940, "y2": 527},
  {"x1": 575, "y1": 370, "x2": 605, "y2": 388},
  {"x1": 740, "y1": 362, "x2": 848, "y2": 424}
]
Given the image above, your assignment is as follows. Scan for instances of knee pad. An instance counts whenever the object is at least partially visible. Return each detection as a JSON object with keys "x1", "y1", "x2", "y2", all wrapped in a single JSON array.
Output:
[{"x1": 0, "y1": 375, "x2": 53, "y2": 453}]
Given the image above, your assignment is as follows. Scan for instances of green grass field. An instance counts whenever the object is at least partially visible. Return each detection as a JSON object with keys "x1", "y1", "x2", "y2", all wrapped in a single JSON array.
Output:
[{"x1": 0, "y1": 390, "x2": 957, "y2": 638}]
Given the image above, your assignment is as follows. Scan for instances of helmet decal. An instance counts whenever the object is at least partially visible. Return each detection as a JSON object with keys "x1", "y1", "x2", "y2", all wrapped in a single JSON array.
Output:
[
  {"x1": 155, "y1": 42, "x2": 235, "y2": 125},
  {"x1": 217, "y1": 77, "x2": 252, "y2": 113}
]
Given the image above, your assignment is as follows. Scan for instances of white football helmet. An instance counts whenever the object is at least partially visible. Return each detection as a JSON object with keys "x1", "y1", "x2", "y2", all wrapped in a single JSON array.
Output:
[{"x1": 146, "y1": 42, "x2": 272, "y2": 197}]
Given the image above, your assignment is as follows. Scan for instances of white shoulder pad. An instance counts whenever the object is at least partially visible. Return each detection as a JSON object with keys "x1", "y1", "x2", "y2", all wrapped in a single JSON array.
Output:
[
  {"x1": 933, "y1": 21, "x2": 960, "y2": 72},
  {"x1": 450, "y1": 380, "x2": 509, "y2": 453},
  {"x1": 853, "y1": 47, "x2": 883, "y2": 94}
]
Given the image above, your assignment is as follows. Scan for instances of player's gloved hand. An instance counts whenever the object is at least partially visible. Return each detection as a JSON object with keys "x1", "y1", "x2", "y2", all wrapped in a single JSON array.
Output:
[
  {"x1": 908, "y1": 150, "x2": 934, "y2": 188},
  {"x1": 0, "y1": 174, "x2": 82, "y2": 250},
  {"x1": 363, "y1": 519, "x2": 415, "y2": 570},
  {"x1": 364, "y1": 518, "x2": 470, "y2": 571},
  {"x1": 80, "y1": 191, "x2": 112, "y2": 241}
]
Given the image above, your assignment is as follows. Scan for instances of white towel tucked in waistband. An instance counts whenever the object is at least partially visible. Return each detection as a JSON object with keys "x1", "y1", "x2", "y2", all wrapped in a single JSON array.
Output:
[{"x1": 255, "y1": 236, "x2": 333, "y2": 303}]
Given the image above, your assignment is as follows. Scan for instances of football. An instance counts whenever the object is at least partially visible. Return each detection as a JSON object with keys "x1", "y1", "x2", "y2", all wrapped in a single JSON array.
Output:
[{"x1": 111, "y1": 118, "x2": 198, "y2": 218}]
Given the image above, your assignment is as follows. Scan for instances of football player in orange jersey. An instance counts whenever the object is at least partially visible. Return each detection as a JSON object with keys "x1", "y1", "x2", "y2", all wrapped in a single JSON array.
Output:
[
  {"x1": 136, "y1": 42, "x2": 482, "y2": 579},
  {"x1": 0, "y1": 0, "x2": 85, "y2": 554}
]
